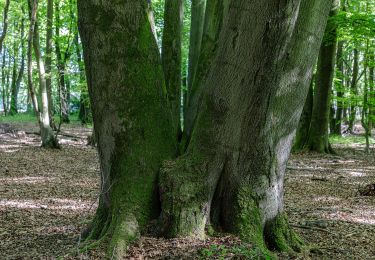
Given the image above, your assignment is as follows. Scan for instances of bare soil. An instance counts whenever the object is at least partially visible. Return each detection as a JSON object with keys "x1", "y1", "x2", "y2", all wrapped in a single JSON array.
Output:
[{"x1": 0, "y1": 122, "x2": 374, "y2": 259}]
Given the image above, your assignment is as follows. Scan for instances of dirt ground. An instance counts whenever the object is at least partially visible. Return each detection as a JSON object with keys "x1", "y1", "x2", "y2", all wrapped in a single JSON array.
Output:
[{"x1": 0, "y1": 122, "x2": 374, "y2": 259}]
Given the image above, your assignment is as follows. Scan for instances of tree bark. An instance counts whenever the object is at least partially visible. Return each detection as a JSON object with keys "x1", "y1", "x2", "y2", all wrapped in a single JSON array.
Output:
[
  {"x1": 46, "y1": 0, "x2": 55, "y2": 127},
  {"x1": 348, "y1": 48, "x2": 359, "y2": 133},
  {"x1": 334, "y1": 41, "x2": 345, "y2": 135},
  {"x1": 75, "y1": 32, "x2": 90, "y2": 125},
  {"x1": 369, "y1": 48, "x2": 375, "y2": 131},
  {"x1": 78, "y1": 1, "x2": 176, "y2": 257},
  {"x1": 1, "y1": 49, "x2": 7, "y2": 115},
  {"x1": 187, "y1": 0, "x2": 206, "y2": 95},
  {"x1": 0, "y1": 0, "x2": 10, "y2": 55},
  {"x1": 306, "y1": 2, "x2": 339, "y2": 153},
  {"x1": 293, "y1": 80, "x2": 313, "y2": 151},
  {"x1": 28, "y1": 0, "x2": 59, "y2": 148},
  {"x1": 162, "y1": 0, "x2": 184, "y2": 141},
  {"x1": 183, "y1": 0, "x2": 229, "y2": 148},
  {"x1": 10, "y1": 16, "x2": 25, "y2": 116},
  {"x1": 160, "y1": 0, "x2": 331, "y2": 254}
]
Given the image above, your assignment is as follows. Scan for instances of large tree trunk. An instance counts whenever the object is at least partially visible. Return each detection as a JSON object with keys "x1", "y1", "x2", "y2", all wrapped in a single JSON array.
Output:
[
  {"x1": 160, "y1": 0, "x2": 331, "y2": 254},
  {"x1": 334, "y1": 41, "x2": 345, "y2": 135},
  {"x1": 183, "y1": 0, "x2": 229, "y2": 147},
  {"x1": 293, "y1": 80, "x2": 313, "y2": 151},
  {"x1": 348, "y1": 48, "x2": 359, "y2": 133},
  {"x1": 306, "y1": 3, "x2": 338, "y2": 153},
  {"x1": 78, "y1": 1, "x2": 176, "y2": 257},
  {"x1": 162, "y1": 0, "x2": 184, "y2": 141}
]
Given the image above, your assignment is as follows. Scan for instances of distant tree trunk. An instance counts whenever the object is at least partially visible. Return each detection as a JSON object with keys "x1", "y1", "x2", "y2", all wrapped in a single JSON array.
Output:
[
  {"x1": 362, "y1": 48, "x2": 370, "y2": 154},
  {"x1": 348, "y1": 48, "x2": 359, "y2": 133},
  {"x1": 183, "y1": 0, "x2": 229, "y2": 147},
  {"x1": 78, "y1": 1, "x2": 176, "y2": 258},
  {"x1": 369, "y1": 49, "x2": 375, "y2": 131},
  {"x1": 306, "y1": 2, "x2": 339, "y2": 153},
  {"x1": 1, "y1": 50, "x2": 7, "y2": 115},
  {"x1": 14, "y1": 9, "x2": 26, "y2": 113},
  {"x1": 75, "y1": 32, "x2": 90, "y2": 124},
  {"x1": 293, "y1": 80, "x2": 313, "y2": 151},
  {"x1": 55, "y1": 1, "x2": 70, "y2": 123},
  {"x1": 9, "y1": 35, "x2": 19, "y2": 115},
  {"x1": 334, "y1": 41, "x2": 345, "y2": 135},
  {"x1": 27, "y1": 0, "x2": 40, "y2": 114},
  {"x1": 28, "y1": 0, "x2": 59, "y2": 148},
  {"x1": 0, "y1": 0, "x2": 10, "y2": 55},
  {"x1": 46, "y1": 0, "x2": 55, "y2": 127},
  {"x1": 187, "y1": 0, "x2": 206, "y2": 96},
  {"x1": 162, "y1": 0, "x2": 184, "y2": 141},
  {"x1": 160, "y1": 0, "x2": 331, "y2": 254}
]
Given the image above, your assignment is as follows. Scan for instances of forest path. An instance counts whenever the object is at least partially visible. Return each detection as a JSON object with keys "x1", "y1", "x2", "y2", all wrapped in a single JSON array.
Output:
[
  {"x1": 0, "y1": 121, "x2": 374, "y2": 259},
  {"x1": 285, "y1": 146, "x2": 375, "y2": 259}
]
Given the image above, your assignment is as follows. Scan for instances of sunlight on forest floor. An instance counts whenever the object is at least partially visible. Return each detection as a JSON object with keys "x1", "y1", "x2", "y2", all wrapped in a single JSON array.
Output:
[{"x1": 0, "y1": 122, "x2": 374, "y2": 259}]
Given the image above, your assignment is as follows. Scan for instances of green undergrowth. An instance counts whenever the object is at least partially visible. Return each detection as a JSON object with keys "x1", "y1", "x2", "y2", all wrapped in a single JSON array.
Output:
[
  {"x1": 0, "y1": 112, "x2": 85, "y2": 125},
  {"x1": 329, "y1": 134, "x2": 375, "y2": 146},
  {"x1": 199, "y1": 244, "x2": 266, "y2": 259}
]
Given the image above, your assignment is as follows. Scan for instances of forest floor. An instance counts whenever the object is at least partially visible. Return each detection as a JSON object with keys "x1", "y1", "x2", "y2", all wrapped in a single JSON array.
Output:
[{"x1": 0, "y1": 121, "x2": 374, "y2": 259}]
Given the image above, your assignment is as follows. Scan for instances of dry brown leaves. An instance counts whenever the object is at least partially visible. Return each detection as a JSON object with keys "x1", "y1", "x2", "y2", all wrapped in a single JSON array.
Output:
[{"x1": 1, "y1": 122, "x2": 374, "y2": 259}]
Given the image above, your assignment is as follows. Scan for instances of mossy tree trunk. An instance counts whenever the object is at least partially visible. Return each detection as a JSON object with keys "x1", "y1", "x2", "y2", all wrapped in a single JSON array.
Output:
[
  {"x1": 78, "y1": 0, "x2": 176, "y2": 258},
  {"x1": 183, "y1": 0, "x2": 229, "y2": 147},
  {"x1": 306, "y1": 2, "x2": 339, "y2": 153},
  {"x1": 162, "y1": 0, "x2": 184, "y2": 141},
  {"x1": 293, "y1": 80, "x2": 313, "y2": 151},
  {"x1": 160, "y1": 0, "x2": 331, "y2": 254}
]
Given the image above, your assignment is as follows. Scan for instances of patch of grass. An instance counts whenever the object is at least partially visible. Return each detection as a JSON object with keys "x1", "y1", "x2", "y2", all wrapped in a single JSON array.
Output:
[
  {"x1": 199, "y1": 244, "x2": 263, "y2": 259},
  {"x1": 329, "y1": 134, "x2": 375, "y2": 146},
  {"x1": 0, "y1": 112, "x2": 83, "y2": 125},
  {"x1": 0, "y1": 113, "x2": 37, "y2": 123}
]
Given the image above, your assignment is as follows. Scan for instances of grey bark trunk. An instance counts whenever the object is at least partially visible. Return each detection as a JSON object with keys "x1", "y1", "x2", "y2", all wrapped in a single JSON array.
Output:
[
  {"x1": 46, "y1": 0, "x2": 55, "y2": 127},
  {"x1": 187, "y1": 0, "x2": 206, "y2": 95},
  {"x1": 160, "y1": 0, "x2": 332, "y2": 254},
  {"x1": 183, "y1": 0, "x2": 229, "y2": 147}
]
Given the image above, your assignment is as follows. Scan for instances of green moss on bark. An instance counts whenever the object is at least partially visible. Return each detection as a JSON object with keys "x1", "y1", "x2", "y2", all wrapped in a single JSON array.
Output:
[{"x1": 264, "y1": 213, "x2": 304, "y2": 253}]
